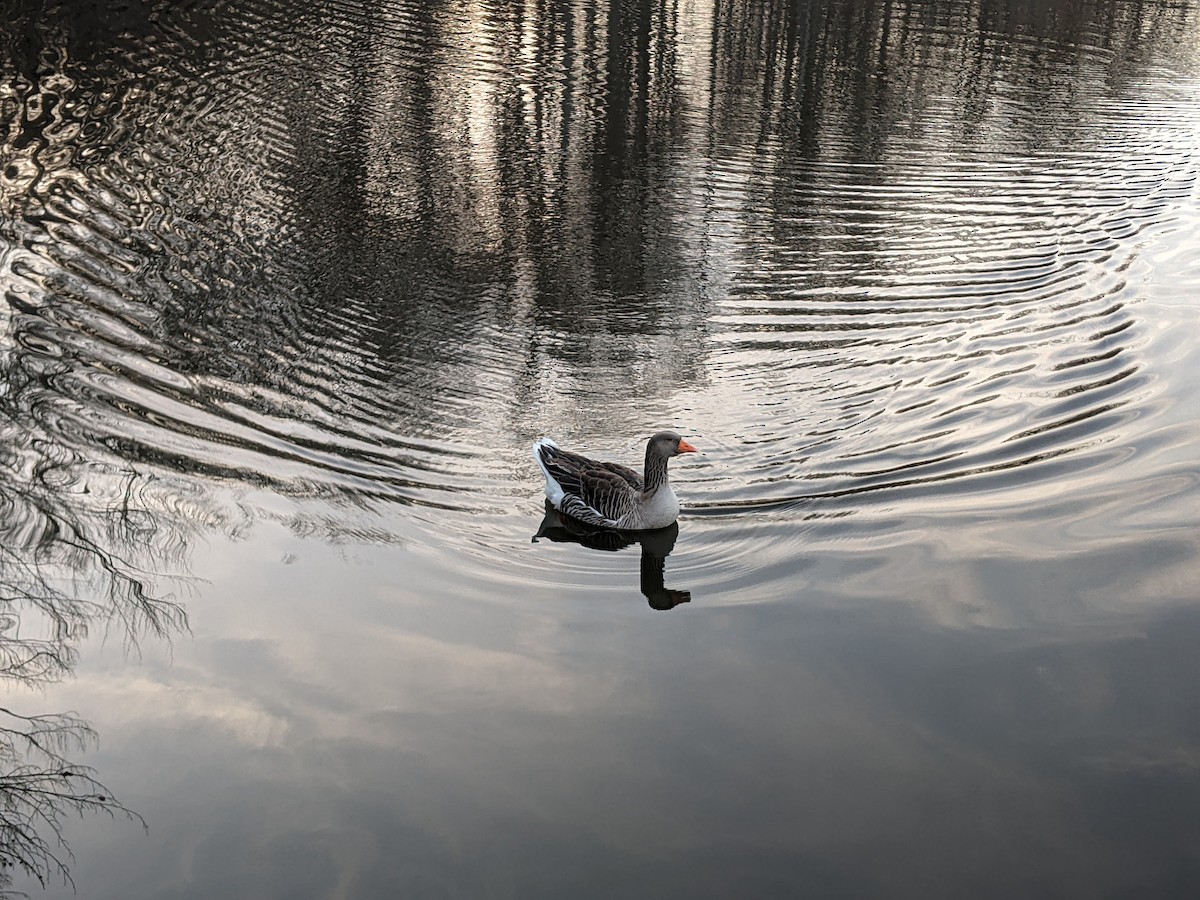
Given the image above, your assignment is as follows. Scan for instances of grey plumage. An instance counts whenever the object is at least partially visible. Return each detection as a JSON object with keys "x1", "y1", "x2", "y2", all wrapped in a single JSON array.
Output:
[{"x1": 533, "y1": 431, "x2": 697, "y2": 531}]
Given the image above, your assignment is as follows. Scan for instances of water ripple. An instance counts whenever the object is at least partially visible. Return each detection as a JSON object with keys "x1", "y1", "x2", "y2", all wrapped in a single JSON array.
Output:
[{"x1": 1, "y1": 0, "x2": 1198, "y2": 602}]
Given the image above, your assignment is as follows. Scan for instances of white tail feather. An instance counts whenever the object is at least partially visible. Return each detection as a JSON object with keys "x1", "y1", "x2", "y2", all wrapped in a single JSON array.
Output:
[{"x1": 532, "y1": 438, "x2": 565, "y2": 507}]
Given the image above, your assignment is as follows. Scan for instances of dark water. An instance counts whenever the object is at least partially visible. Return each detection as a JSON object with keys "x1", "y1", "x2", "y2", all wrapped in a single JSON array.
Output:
[{"x1": 2, "y1": 0, "x2": 1200, "y2": 896}]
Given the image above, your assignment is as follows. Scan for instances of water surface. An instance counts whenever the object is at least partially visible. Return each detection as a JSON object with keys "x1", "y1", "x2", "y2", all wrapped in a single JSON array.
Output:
[{"x1": 2, "y1": 0, "x2": 1200, "y2": 896}]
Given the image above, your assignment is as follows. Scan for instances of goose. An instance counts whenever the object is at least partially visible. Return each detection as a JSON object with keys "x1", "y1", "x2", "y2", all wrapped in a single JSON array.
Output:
[{"x1": 532, "y1": 430, "x2": 697, "y2": 531}]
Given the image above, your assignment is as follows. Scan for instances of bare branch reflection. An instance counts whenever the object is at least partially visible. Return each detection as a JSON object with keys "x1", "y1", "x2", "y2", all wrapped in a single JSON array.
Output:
[
  {"x1": 0, "y1": 454, "x2": 191, "y2": 894},
  {"x1": 0, "y1": 384, "x2": 189, "y2": 896},
  {"x1": 0, "y1": 706, "x2": 143, "y2": 896}
]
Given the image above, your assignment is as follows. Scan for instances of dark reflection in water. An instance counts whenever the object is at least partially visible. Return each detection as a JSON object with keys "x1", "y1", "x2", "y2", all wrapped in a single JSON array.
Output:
[
  {"x1": 533, "y1": 502, "x2": 691, "y2": 610},
  {"x1": 1, "y1": 0, "x2": 1189, "y2": 513},
  {"x1": 0, "y1": 383, "x2": 187, "y2": 890},
  {"x1": 1, "y1": 0, "x2": 1200, "y2": 896}
]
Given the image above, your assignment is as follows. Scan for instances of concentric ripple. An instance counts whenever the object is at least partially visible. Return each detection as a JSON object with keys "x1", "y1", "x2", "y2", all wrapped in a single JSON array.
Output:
[
  {"x1": 690, "y1": 144, "x2": 1190, "y2": 512},
  {"x1": 2, "y1": 0, "x2": 1199, "y2": 605}
]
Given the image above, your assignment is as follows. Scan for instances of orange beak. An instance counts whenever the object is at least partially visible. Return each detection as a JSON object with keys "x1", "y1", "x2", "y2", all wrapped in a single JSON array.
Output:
[{"x1": 678, "y1": 439, "x2": 698, "y2": 454}]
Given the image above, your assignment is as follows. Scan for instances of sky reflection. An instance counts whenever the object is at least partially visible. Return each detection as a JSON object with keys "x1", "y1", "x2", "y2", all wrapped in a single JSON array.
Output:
[
  {"x1": 37, "y1": 506, "x2": 1200, "y2": 898},
  {"x1": 2, "y1": 0, "x2": 1200, "y2": 896}
]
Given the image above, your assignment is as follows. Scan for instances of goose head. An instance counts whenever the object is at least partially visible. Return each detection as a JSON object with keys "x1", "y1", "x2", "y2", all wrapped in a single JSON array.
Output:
[{"x1": 648, "y1": 430, "x2": 698, "y2": 459}]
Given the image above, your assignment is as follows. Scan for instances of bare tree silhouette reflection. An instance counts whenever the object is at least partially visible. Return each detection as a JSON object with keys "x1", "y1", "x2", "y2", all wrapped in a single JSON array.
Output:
[
  {"x1": 0, "y1": 707, "x2": 140, "y2": 897},
  {"x1": 0, "y1": 408, "x2": 188, "y2": 898},
  {"x1": 0, "y1": 462, "x2": 189, "y2": 896},
  {"x1": 533, "y1": 501, "x2": 691, "y2": 611}
]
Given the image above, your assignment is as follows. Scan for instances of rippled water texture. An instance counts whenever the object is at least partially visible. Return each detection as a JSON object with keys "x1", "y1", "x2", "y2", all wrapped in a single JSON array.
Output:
[{"x1": 3, "y1": 0, "x2": 1200, "y2": 897}]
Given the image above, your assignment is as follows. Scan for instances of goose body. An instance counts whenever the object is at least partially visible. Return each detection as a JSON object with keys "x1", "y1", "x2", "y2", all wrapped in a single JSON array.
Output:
[{"x1": 533, "y1": 431, "x2": 697, "y2": 531}]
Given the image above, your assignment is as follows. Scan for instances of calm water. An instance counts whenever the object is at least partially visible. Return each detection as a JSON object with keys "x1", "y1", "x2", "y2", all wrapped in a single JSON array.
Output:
[{"x1": 3, "y1": 0, "x2": 1200, "y2": 896}]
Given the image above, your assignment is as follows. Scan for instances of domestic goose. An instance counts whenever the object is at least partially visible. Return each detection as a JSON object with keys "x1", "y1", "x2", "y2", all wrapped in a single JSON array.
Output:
[{"x1": 532, "y1": 431, "x2": 697, "y2": 531}]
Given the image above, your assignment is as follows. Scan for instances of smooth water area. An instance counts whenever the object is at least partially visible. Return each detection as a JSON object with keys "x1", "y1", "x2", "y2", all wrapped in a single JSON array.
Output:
[{"x1": 2, "y1": 0, "x2": 1200, "y2": 896}]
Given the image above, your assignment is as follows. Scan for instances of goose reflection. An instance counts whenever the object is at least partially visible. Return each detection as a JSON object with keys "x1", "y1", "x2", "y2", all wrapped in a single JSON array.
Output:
[{"x1": 532, "y1": 502, "x2": 692, "y2": 610}]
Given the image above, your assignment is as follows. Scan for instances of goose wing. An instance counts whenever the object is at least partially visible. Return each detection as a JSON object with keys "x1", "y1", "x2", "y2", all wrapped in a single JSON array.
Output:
[
  {"x1": 536, "y1": 443, "x2": 643, "y2": 527},
  {"x1": 561, "y1": 464, "x2": 641, "y2": 526}
]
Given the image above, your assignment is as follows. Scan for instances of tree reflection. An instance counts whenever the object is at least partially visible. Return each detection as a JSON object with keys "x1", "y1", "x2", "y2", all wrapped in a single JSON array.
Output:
[
  {"x1": 0, "y1": 708, "x2": 139, "y2": 895},
  {"x1": 0, "y1": 448, "x2": 188, "y2": 895},
  {"x1": 0, "y1": 357, "x2": 188, "y2": 894},
  {"x1": 5, "y1": 0, "x2": 1186, "y2": 478},
  {"x1": 292, "y1": 0, "x2": 711, "y2": 436},
  {"x1": 280, "y1": 0, "x2": 1191, "y2": 442},
  {"x1": 533, "y1": 501, "x2": 691, "y2": 610}
]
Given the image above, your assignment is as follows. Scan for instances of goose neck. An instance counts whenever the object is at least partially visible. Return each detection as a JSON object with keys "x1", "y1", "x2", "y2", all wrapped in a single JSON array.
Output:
[{"x1": 643, "y1": 448, "x2": 670, "y2": 492}]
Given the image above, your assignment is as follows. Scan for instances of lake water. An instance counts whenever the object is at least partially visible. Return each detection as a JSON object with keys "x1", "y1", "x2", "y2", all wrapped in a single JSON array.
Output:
[{"x1": 3, "y1": 0, "x2": 1200, "y2": 896}]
